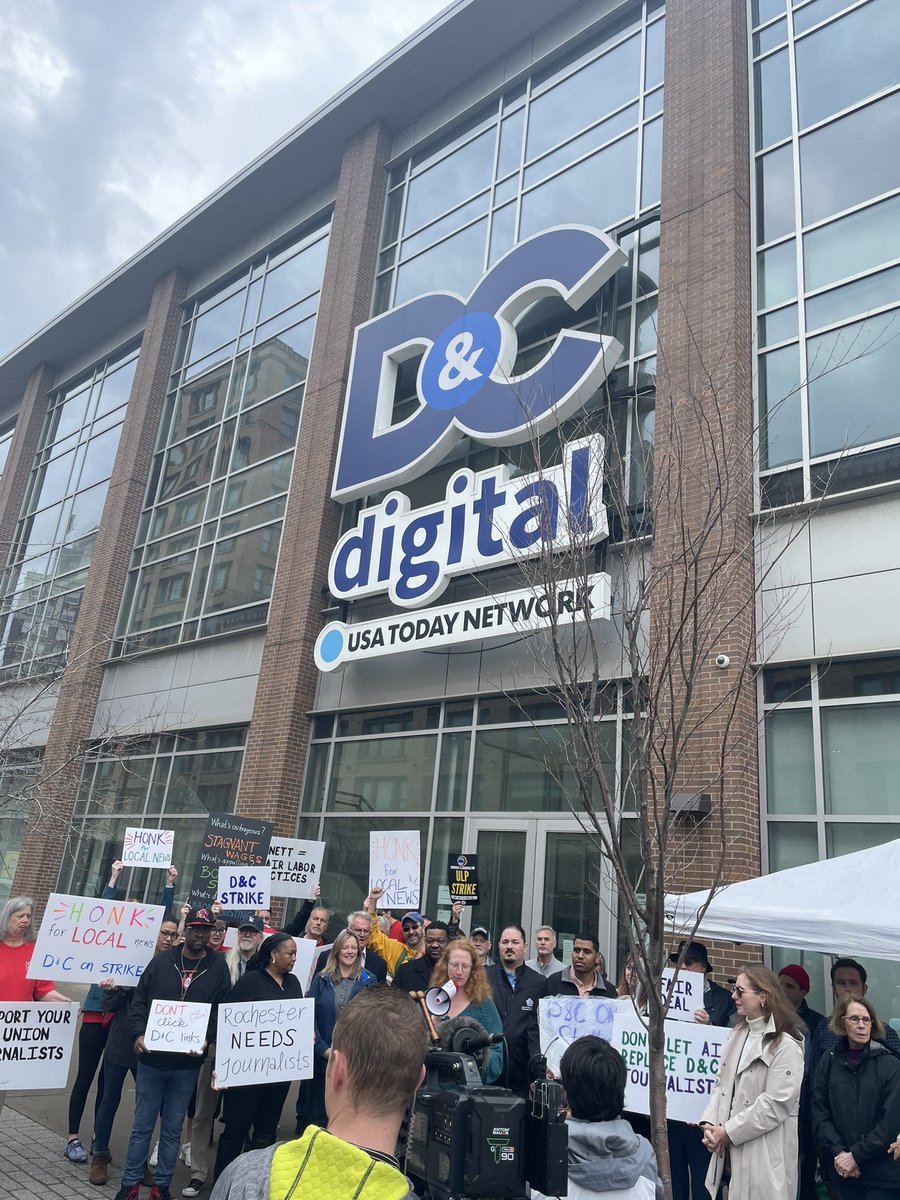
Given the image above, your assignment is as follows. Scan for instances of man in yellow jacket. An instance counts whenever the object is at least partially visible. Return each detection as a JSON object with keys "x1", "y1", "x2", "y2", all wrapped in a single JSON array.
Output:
[
  {"x1": 210, "y1": 985, "x2": 426, "y2": 1200},
  {"x1": 364, "y1": 887, "x2": 427, "y2": 978}
]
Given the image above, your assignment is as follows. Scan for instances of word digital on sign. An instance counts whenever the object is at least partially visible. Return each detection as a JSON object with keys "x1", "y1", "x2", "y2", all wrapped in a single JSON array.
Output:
[
  {"x1": 122, "y1": 826, "x2": 174, "y2": 868},
  {"x1": 189, "y1": 813, "x2": 273, "y2": 909},
  {"x1": 28, "y1": 895, "x2": 164, "y2": 984},
  {"x1": 315, "y1": 225, "x2": 623, "y2": 673},
  {"x1": 0, "y1": 1002, "x2": 78, "y2": 1090},
  {"x1": 448, "y1": 853, "x2": 479, "y2": 905}
]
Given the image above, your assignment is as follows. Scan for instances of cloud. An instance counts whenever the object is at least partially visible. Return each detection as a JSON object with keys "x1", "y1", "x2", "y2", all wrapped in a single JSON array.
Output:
[{"x1": 0, "y1": 2, "x2": 77, "y2": 127}]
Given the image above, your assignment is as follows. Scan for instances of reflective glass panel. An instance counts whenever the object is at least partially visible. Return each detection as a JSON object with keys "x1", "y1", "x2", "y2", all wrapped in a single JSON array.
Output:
[
  {"x1": 394, "y1": 219, "x2": 488, "y2": 306},
  {"x1": 766, "y1": 710, "x2": 816, "y2": 813},
  {"x1": 755, "y1": 50, "x2": 792, "y2": 150},
  {"x1": 760, "y1": 342, "x2": 802, "y2": 467},
  {"x1": 806, "y1": 266, "x2": 900, "y2": 331},
  {"x1": 757, "y1": 145, "x2": 795, "y2": 242},
  {"x1": 807, "y1": 312, "x2": 900, "y2": 454},
  {"x1": 822, "y1": 704, "x2": 900, "y2": 814},
  {"x1": 404, "y1": 131, "x2": 496, "y2": 234},
  {"x1": 326, "y1": 736, "x2": 437, "y2": 812},
  {"x1": 803, "y1": 195, "x2": 900, "y2": 292},
  {"x1": 520, "y1": 133, "x2": 639, "y2": 239}
]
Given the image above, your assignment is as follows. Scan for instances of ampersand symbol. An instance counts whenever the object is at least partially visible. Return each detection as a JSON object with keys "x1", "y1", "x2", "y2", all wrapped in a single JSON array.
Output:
[{"x1": 437, "y1": 331, "x2": 485, "y2": 391}]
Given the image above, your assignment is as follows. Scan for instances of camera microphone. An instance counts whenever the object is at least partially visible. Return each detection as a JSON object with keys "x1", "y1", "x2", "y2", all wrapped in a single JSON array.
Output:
[{"x1": 451, "y1": 1027, "x2": 504, "y2": 1055}]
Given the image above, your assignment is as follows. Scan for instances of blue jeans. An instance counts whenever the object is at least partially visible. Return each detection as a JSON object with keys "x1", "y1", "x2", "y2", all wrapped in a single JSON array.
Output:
[{"x1": 122, "y1": 1062, "x2": 200, "y2": 1187}]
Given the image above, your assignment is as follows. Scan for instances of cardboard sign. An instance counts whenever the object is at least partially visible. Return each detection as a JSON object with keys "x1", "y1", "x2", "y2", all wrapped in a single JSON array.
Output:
[
  {"x1": 0, "y1": 1002, "x2": 78, "y2": 1089},
  {"x1": 538, "y1": 995, "x2": 618, "y2": 1077},
  {"x1": 448, "y1": 853, "x2": 479, "y2": 905},
  {"x1": 266, "y1": 838, "x2": 325, "y2": 900},
  {"x1": 217, "y1": 866, "x2": 271, "y2": 911},
  {"x1": 215, "y1": 997, "x2": 315, "y2": 1087},
  {"x1": 122, "y1": 826, "x2": 174, "y2": 868},
  {"x1": 613, "y1": 1007, "x2": 722, "y2": 1123},
  {"x1": 27, "y1": 894, "x2": 165, "y2": 985},
  {"x1": 661, "y1": 967, "x2": 703, "y2": 1023},
  {"x1": 189, "y1": 813, "x2": 273, "y2": 909},
  {"x1": 145, "y1": 999, "x2": 211, "y2": 1054},
  {"x1": 292, "y1": 938, "x2": 325, "y2": 994},
  {"x1": 369, "y1": 830, "x2": 420, "y2": 909}
]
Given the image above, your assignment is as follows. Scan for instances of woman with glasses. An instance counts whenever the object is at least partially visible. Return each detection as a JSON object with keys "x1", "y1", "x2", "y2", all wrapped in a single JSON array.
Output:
[
  {"x1": 429, "y1": 938, "x2": 504, "y2": 1083},
  {"x1": 810, "y1": 994, "x2": 900, "y2": 1197},
  {"x1": 698, "y1": 964, "x2": 804, "y2": 1200}
]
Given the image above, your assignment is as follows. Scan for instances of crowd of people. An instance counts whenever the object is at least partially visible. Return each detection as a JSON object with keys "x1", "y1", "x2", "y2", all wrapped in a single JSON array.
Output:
[{"x1": 4, "y1": 872, "x2": 900, "y2": 1200}]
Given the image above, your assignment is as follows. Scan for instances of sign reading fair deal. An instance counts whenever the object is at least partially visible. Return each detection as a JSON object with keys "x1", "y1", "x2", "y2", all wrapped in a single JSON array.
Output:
[
  {"x1": 370, "y1": 830, "x2": 420, "y2": 909},
  {"x1": 0, "y1": 1002, "x2": 78, "y2": 1090},
  {"x1": 122, "y1": 827, "x2": 174, "y2": 868},
  {"x1": 28, "y1": 895, "x2": 164, "y2": 985},
  {"x1": 216, "y1": 997, "x2": 314, "y2": 1087},
  {"x1": 266, "y1": 838, "x2": 325, "y2": 900}
]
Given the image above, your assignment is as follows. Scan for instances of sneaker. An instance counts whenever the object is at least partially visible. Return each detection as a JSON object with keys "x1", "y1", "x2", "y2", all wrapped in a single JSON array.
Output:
[
  {"x1": 179, "y1": 1142, "x2": 192, "y2": 1169},
  {"x1": 65, "y1": 1137, "x2": 89, "y2": 1164},
  {"x1": 149, "y1": 1140, "x2": 160, "y2": 1167},
  {"x1": 113, "y1": 1187, "x2": 140, "y2": 1200},
  {"x1": 149, "y1": 1187, "x2": 172, "y2": 1200},
  {"x1": 89, "y1": 1151, "x2": 111, "y2": 1186},
  {"x1": 182, "y1": 1181, "x2": 205, "y2": 1198}
]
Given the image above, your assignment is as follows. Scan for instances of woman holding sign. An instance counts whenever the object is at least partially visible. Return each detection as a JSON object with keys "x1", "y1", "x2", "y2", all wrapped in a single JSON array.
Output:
[
  {"x1": 213, "y1": 933, "x2": 305, "y2": 1180},
  {"x1": 699, "y1": 964, "x2": 804, "y2": 1200},
  {"x1": 305, "y1": 930, "x2": 376, "y2": 1130}
]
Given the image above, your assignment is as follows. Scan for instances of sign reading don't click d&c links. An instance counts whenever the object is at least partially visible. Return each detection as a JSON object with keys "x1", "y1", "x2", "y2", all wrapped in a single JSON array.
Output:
[
  {"x1": 315, "y1": 225, "x2": 624, "y2": 672},
  {"x1": 448, "y1": 853, "x2": 479, "y2": 906}
]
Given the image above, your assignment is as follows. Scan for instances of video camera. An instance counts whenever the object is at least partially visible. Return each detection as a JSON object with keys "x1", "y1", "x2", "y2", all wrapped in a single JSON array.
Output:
[{"x1": 405, "y1": 1021, "x2": 567, "y2": 1200}]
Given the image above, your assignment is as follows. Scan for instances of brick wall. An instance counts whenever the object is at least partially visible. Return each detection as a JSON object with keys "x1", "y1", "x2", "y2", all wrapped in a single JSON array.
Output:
[
  {"x1": 235, "y1": 121, "x2": 392, "y2": 839},
  {"x1": 13, "y1": 269, "x2": 187, "y2": 903}
]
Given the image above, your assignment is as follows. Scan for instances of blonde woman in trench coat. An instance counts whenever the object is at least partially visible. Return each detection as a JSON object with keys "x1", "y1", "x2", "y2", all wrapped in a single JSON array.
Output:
[{"x1": 699, "y1": 964, "x2": 804, "y2": 1200}]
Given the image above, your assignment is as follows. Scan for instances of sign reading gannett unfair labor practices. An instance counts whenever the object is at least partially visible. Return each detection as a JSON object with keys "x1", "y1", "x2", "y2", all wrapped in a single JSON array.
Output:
[
  {"x1": 448, "y1": 853, "x2": 479, "y2": 905},
  {"x1": 316, "y1": 226, "x2": 624, "y2": 672},
  {"x1": 266, "y1": 838, "x2": 325, "y2": 900},
  {"x1": 189, "y1": 813, "x2": 273, "y2": 909},
  {"x1": 215, "y1": 998, "x2": 315, "y2": 1087},
  {"x1": 145, "y1": 999, "x2": 210, "y2": 1054},
  {"x1": 614, "y1": 1007, "x2": 722, "y2": 1124},
  {"x1": 122, "y1": 826, "x2": 174, "y2": 868},
  {"x1": 28, "y1": 895, "x2": 165, "y2": 985},
  {"x1": 369, "y1": 830, "x2": 420, "y2": 909},
  {"x1": 0, "y1": 1002, "x2": 78, "y2": 1089}
]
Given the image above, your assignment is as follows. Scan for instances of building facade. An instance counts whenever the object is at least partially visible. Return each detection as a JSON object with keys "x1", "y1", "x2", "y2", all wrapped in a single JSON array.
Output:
[{"x1": 0, "y1": 0, "x2": 898, "y2": 1014}]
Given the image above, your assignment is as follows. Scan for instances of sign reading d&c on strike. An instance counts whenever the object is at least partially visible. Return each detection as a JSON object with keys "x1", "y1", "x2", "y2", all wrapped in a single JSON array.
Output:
[
  {"x1": 28, "y1": 895, "x2": 165, "y2": 985},
  {"x1": 448, "y1": 853, "x2": 479, "y2": 905}
]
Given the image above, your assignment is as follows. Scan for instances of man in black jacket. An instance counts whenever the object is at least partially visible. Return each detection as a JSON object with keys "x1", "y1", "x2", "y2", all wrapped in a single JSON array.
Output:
[
  {"x1": 486, "y1": 925, "x2": 546, "y2": 1095},
  {"x1": 545, "y1": 934, "x2": 617, "y2": 999},
  {"x1": 392, "y1": 922, "x2": 450, "y2": 994},
  {"x1": 113, "y1": 907, "x2": 232, "y2": 1200}
]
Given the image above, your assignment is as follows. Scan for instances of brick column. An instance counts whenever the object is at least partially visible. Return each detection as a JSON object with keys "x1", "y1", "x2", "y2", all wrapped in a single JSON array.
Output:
[
  {"x1": 0, "y1": 363, "x2": 56, "y2": 553},
  {"x1": 236, "y1": 121, "x2": 392, "y2": 835},
  {"x1": 13, "y1": 268, "x2": 187, "y2": 902},
  {"x1": 651, "y1": 0, "x2": 759, "y2": 945}
]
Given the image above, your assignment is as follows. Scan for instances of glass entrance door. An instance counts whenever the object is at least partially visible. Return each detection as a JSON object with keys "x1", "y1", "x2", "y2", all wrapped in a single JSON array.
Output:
[{"x1": 463, "y1": 818, "x2": 614, "y2": 970}]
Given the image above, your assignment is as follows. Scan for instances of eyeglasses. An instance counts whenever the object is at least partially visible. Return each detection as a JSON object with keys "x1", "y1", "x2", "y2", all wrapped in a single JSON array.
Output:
[
  {"x1": 731, "y1": 985, "x2": 762, "y2": 998},
  {"x1": 158, "y1": 930, "x2": 178, "y2": 940},
  {"x1": 844, "y1": 1015, "x2": 872, "y2": 1025}
]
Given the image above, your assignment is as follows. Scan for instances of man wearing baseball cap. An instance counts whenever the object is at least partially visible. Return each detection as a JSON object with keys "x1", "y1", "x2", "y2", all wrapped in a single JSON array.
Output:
[
  {"x1": 363, "y1": 889, "x2": 427, "y2": 976},
  {"x1": 113, "y1": 907, "x2": 232, "y2": 1200},
  {"x1": 471, "y1": 926, "x2": 494, "y2": 966}
]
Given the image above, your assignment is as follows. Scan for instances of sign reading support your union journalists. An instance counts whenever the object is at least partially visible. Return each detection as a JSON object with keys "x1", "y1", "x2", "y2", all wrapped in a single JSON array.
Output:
[{"x1": 0, "y1": 1002, "x2": 78, "y2": 1090}]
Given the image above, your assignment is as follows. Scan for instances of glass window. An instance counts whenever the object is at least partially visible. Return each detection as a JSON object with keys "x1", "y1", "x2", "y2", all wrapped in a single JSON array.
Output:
[
  {"x1": 768, "y1": 822, "x2": 818, "y2": 871},
  {"x1": 820, "y1": 657, "x2": 900, "y2": 699},
  {"x1": 806, "y1": 266, "x2": 900, "y2": 332},
  {"x1": 644, "y1": 18, "x2": 665, "y2": 91},
  {"x1": 520, "y1": 133, "x2": 639, "y2": 239},
  {"x1": 807, "y1": 312, "x2": 900, "y2": 455},
  {"x1": 759, "y1": 239, "x2": 798, "y2": 309},
  {"x1": 326, "y1": 737, "x2": 438, "y2": 812},
  {"x1": 795, "y1": 0, "x2": 900, "y2": 130},
  {"x1": 804, "y1": 195, "x2": 900, "y2": 292},
  {"x1": 793, "y1": 0, "x2": 853, "y2": 35},
  {"x1": 188, "y1": 290, "x2": 245, "y2": 364},
  {"x1": 257, "y1": 236, "x2": 329, "y2": 322},
  {"x1": 641, "y1": 118, "x2": 663, "y2": 209},
  {"x1": 760, "y1": 343, "x2": 802, "y2": 467},
  {"x1": 436, "y1": 732, "x2": 470, "y2": 811},
  {"x1": 755, "y1": 50, "x2": 792, "y2": 150},
  {"x1": 425, "y1": 819, "x2": 465, "y2": 919},
  {"x1": 404, "y1": 131, "x2": 496, "y2": 234},
  {"x1": 526, "y1": 35, "x2": 642, "y2": 161},
  {"x1": 763, "y1": 664, "x2": 812, "y2": 703},
  {"x1": 822, "y1": 705, "x2": 900, "y2": 814},
  {"x1": 759, "y1": 304, "x2": 799, "y2": 347},
  {"x1": 394, "y1": 219, "x2": 488, "y2": 306},
  {"x1": 753, "y1": 0, "x2": 785, "y2": 23},
  {"x1": 800, "y1": 92, "x2": 900, "y2": 226},
  {"x1": 472, "y1": 725, "x2": 599, "y2": 812},
  {"x1": 203, "y1": 523, "x2": 282, "y2": 613},
  {"x1": 757, "y1": 145, "x2": 795, "y2": 243},
  {"x1": 523, "y1": 105, "x2": 640, "y2": 191},
  {"x1": 826, "y1": 821, "x2": 899, "y2": 857},
  {"x1": 401, "y1": 194, "x2": 490, "y2": 261},
  {"x1": 766, "y1": 710, "x2": 816, "y2": 813},
  {"x1": 496, "y1": 109, "x2": 525, "y2": 179}
]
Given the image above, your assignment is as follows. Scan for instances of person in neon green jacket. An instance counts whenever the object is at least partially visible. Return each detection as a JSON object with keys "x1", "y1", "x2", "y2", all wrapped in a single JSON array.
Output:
[{"x1": 209, "y1": 985, "x2": 426, "y2": 1200}]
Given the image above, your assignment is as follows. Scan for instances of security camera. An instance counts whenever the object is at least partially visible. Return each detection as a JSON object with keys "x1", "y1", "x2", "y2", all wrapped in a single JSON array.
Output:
[{"x1": 715, "y1": 654, "x2": 730, "y2": 669}]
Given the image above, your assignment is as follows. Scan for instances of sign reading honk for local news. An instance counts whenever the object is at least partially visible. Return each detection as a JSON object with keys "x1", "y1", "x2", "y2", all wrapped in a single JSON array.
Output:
[{"x1": 28, "y1": 894, "x2": 165, "y2": 984}]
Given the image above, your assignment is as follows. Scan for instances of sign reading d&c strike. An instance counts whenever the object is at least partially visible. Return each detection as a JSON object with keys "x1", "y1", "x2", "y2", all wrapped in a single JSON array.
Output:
[
  {"x1": 0, "y1": 1002, "x2": 78, "y2": 1089},
  {"x1": 448, "y1": 853, "x2": 479, "y2": 905},
  {"x1": 189, "y1": 813, "x2": 273, "y2": 909},
  {"x1": 217, "y1": 866, "x2": 271, "y2": 911},
  {"x1": 27, "y1": 895, "x2": 165, "y2": 985}
]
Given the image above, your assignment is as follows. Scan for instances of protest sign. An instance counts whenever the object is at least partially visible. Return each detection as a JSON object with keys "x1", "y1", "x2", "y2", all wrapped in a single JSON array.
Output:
[
  {"x1": 0, "y1": 1002, "x2": 78, "y2": 1089},
  {"x1": 538, "y1": 995, "x2": 618, "y2": 1077},
  {"x1": 122, "y1": 826, "x2": 174, "y2": 868},
  {"x1": 189, "y1": 813, "x2": 273, "y2": 909},
  {"x1": 145, "y1": 999, "x2": 211, "y2": 1054},
  {"x1": 215, "y1": 997, "x2": 314, "y2": 1087},
  {"x1": 661, "y1": 967, "x2": 702, "y2": 1023},
  {"x1": 217, "y1": 866, "x2": 271, "y2": 911},
  {"x1": 292, "y1": 938, "x2": 325, "y2": 994},
  {"x1": 369, "y1": 830, "x2": 420, "y2": 909},
  {"x1": 448, "y1": 853, "x2": 478, "y2": 905},
  {"x1": 27, "y1": 894, "x2": 164, "y2": 985},
  {"x1": 613, "y1": 1007, "x2": 723, "y2": 1123},
  {"x1": 266, "y1": 838, "x2": 325, "y2": 900}
]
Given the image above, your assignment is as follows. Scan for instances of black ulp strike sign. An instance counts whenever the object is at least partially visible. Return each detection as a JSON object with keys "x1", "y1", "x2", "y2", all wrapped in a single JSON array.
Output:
[{"x1": 448, "y1": 853, "x2": 479, "y2": 905}]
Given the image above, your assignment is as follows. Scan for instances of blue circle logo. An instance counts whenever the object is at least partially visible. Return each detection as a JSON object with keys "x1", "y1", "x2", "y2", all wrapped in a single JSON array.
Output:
[
  {"x1": 419, "y1": 311, "x2": 502, "y2": 411},
  {"x1": 318, "y1": 627, "x2": 344, "y2": 665}
]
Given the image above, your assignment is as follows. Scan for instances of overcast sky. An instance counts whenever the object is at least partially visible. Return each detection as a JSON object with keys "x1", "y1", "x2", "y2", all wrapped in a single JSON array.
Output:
[{"x1": 0, "y1": 0, "x2": 449, "y2": 359}]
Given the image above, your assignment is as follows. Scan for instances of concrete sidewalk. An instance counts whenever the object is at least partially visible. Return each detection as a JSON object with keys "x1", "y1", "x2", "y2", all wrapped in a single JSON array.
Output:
[{"x1": 0, "y1": 1107, "x2": 122, "y2": 1198}]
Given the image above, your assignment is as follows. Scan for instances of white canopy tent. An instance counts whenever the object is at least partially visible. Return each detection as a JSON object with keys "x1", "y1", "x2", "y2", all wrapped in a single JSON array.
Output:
[{"x1": 665, "y1": 839, "x2": 900, "y2": 962}]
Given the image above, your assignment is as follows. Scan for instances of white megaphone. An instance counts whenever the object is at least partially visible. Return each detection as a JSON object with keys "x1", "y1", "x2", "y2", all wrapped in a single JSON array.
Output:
[{"x1": 424, "y1": 979, "x2": 457, "y2": 1016}]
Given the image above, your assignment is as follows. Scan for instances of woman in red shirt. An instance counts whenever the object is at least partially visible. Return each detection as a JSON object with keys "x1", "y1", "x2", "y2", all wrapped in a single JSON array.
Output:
[{"x1": 0, "y1": 895, "x2": 72, "y2": 1002}]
